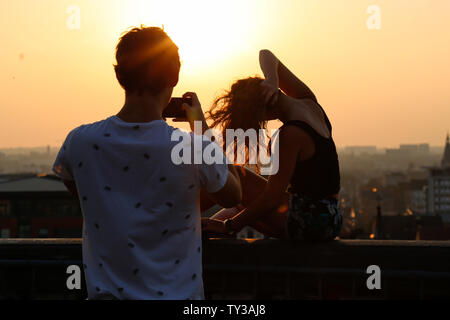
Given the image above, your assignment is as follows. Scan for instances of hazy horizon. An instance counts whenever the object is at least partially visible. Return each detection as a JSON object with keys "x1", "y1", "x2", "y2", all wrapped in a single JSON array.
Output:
[
  {"x1": 1, "y1": 0, "x2": 449, "y2": 149},
  {"x1": 0, "y1": 143, "x2": 447, "y2": 153}
]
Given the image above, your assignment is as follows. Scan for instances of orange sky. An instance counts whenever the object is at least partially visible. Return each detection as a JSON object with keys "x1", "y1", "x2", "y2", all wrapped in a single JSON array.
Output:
[{"x1": 1, "y1": 0, "x2": 449, "y2": 148}]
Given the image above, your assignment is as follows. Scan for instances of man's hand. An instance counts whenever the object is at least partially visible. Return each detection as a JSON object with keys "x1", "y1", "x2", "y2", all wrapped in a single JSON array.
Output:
[
  {"x1": 174, "y1": 92, "x2": 209, "y2": 134},
  {"x1": 201, "y1": 218, "x2": 229, "y2": 234}
]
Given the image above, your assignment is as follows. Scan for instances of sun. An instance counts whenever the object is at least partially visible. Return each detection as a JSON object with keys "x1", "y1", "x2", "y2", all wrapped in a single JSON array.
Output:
[{"x1": 118, "y1": 0, "x2": 255, "y2": 73}]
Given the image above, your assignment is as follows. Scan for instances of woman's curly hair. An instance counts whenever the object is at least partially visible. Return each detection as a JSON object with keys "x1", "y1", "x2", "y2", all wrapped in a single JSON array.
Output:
[
  {"x1": 207, "y1": 76, "x2": 268, "y2": 133},
  {"x1": 207, "y1": 76, "x2": 273, "y2": 169}
]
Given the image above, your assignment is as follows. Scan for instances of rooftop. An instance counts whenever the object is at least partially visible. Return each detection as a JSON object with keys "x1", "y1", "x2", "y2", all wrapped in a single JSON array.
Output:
[{"x1": 0, "y1": 175, "x2": 66, "y2": 193}]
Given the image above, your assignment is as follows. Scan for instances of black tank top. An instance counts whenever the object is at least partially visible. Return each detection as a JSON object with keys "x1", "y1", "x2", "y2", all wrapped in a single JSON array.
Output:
[{"x1": 280, "y1": 103, "x2": 340, "y2": 200}]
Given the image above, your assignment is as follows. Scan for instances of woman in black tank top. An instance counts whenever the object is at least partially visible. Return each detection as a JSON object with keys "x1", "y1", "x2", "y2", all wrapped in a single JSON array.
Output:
[{"x1": 201, "y1": 49, "x2": 342, "y2": 241}]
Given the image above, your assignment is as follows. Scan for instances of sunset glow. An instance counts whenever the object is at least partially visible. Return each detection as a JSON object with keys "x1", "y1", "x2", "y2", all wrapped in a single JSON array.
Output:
[
  {"x1": 0, "y1": 0, "x2": 449, "y2": 148},
  {"x1": 118, "y1": 0, "x2": 256, "y2": 73}
]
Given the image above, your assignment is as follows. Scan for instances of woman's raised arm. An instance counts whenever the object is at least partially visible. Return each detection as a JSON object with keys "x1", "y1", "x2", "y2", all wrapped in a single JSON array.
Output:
[{"x1": 259, "y1": 49, "x2": 317, "y2": 102}]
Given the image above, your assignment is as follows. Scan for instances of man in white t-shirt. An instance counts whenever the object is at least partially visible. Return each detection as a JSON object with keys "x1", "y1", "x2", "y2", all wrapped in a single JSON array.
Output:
[{"x1": 52, "y1": 26, "x2": 242, "y2": 300}]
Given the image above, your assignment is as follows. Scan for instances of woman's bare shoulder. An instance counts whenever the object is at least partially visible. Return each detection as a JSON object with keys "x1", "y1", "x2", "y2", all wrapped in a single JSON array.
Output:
[{"x1": 290, "y1": 98, "x2": 331, "y2": 139}]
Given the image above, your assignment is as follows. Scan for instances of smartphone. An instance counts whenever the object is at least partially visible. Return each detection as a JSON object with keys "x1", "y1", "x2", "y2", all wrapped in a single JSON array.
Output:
[{"x1": 162, "y1": 97, "x2": 192, "y2": 118}]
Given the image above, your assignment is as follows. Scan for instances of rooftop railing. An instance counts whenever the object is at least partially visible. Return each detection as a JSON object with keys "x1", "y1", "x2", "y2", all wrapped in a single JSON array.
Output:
[{"x1": 1, "y1": 238, "x2": 450, "y2": 299}]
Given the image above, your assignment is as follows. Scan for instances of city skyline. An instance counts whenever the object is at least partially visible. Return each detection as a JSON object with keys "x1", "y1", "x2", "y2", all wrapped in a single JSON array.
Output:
[{"x1": 1, "y1": 138, "x2": 448, "y2": 153}]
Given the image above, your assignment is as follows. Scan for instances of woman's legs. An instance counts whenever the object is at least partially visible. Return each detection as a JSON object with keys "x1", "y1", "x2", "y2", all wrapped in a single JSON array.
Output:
[
  {"x1": 204, "y1": 166, "x2": 289, "y2": 238},
  {"x1": 237, "y1": 166, "x2": 289, "y2": 238}
]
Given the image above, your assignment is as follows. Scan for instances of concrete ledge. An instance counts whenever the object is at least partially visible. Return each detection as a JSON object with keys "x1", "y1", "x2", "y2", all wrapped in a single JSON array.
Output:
[
  {"x1": 201, "y1": 239, "x2": 450, "y2": 299},
  {"x1": 1, "y1": 238, "x2": 450, "y2": 272},
  {"x1": 202, "y1": 239, "x2": 450, "y2": 273},
  {"x1": 1, "y1": 238, "x2": 450, "y2": 299}
]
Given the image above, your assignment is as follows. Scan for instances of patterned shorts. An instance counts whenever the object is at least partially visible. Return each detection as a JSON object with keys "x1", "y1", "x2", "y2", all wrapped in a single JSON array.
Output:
[{"x1": 286, "y1": 193, "x2": 343, "y2": 241}]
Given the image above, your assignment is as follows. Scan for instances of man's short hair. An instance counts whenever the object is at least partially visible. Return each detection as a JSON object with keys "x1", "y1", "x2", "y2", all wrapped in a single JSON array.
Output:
[{"x1": 114, "y1": 26, "x2": 180, "y2": 95}]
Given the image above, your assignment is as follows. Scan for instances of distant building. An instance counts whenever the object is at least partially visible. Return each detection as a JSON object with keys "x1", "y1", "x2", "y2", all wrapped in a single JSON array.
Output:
[
  {"x1": 383, "y1": 172, "x2": 408, "y2": 187},
  {"x1": 400, "y1": 144, "x2": 430, "y2": 154},
  {"x1": 426, "y1": 134, "x2": 450, "y2": 215},
  {"x1": 428, "y1": 167, "x2": 450, "y2": 214},
  {"x1": 343, "y1": 146, "x2": 377, "y2": 156},
  {"x1": 407, "y1": 169, "x2": 428, "y2": 181},
  {"x1": 385, "y1": 148, "x2": 407, "y2": 157},
  {"x1": 414, "y1": 215, "x2": 450, "y2": 240},
  {"x1": 0, "y1": 174, "x2": 81, "y2": 238},
  {"x1": 373, "y1": 214, "x2": 447, "y2": 240},
  {"x1": 386, "y1": 143, "x2": 430, "y2": 157},
  {"x1": 404, "y1": 180, "x2": 428, "y2": 214},
  {"x1": 442, "y1": 134, "x2": 450, "y2": 167}
]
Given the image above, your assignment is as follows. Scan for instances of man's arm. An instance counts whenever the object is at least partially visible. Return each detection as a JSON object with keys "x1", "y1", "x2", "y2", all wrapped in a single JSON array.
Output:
[
  {"x1": 181, "y1": 91, "x2": 242, "y2": 208},
  {"x1": 259, "y1": 49, "x2": 317, "y2": 102}
]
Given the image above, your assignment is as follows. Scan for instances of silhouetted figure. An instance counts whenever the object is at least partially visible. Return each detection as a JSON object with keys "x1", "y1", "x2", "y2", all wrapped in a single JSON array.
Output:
[
  {"x1": 202, "y1": 50, "x2": 342, "y2": 241},
  {"x1": 53, "y1": 26, "x2": 241, "y2": 300}
]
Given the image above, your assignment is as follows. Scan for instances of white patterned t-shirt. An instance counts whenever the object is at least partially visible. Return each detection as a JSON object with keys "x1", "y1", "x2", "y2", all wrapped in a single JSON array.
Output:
[{"x1": 52, "y1": 116, "x2": 228, "y2": 300}]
